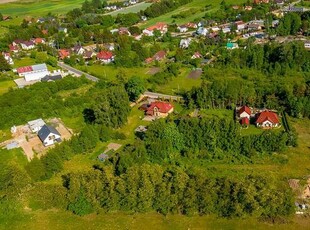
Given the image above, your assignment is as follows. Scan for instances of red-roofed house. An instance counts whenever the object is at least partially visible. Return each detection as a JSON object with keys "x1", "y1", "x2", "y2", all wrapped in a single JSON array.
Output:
[
  {"x1": 143, "y1": 22, "x2": 168, "y2": 36},
  {"x1": 255, "y1": 110, "x2": 280, "y2": 128},
  {"x1": 9, "y1": 44, "x2": 19, "y2": 53},
  {"x1": 97, "y1": 51, "x2": 114, "y2": 64},
  {"x1": 191, "y1": 52, "x2": 203, "y2": 59},
  {"x1": 153, "y1": 50, "x2": 166, "y2": 61},
  {"x1": 240, "y1": 117, "x2": 250, "y2": 126},
  {"x1": 58, "y1": 49, "x2": 70, "y2": 60},
  {"x1": 238, "y1": 106, "x2": 251, "y2": 119},
  {"x1": 32, "y1": 38, "x2": 45, "y2": 45},
  {"x1": 146, "y1": 101, "x2": 174, "y2": 118}
]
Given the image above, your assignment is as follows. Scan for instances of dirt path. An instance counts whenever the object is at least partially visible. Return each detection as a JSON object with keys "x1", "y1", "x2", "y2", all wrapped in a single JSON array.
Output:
[{"x1": 0, "y1": 0, "x2": 20, "y2": 4}]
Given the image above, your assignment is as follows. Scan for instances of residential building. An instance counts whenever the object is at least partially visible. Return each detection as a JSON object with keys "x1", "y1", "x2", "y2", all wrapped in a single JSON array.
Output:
[
  {"x1": 238, "y1": 106, "x2": 251, "y2": 119},
  {"x1": 58, "y1": 49, "x2": 70, "y2": 60},
  {"x1": 3, "y1": 52, "x2": 14, "y2": 65},
  {"x1": 20, "y1": 41, "x2": 35, "y2": 50},
  {"x1": 38, "y1": 124, "x2": 61, "y2": 146},
  {"x1": 146, "y1": 101, "x2": 174, "y2": 118},
  {"x1": 180, "y1": 38, "x2": 191, "y2": 49},
  {"x1": 191, "y1": 52, "x2": 203, "y2": 59},
  {"x1": 97, "y1": 51, "x2": 114, "y2": 64},
  {"x1": 16, "y1": 63, "x2": 49, "y2": 81},
  {"x1": 178, "y1": 25, "x2": 188, "y2": 33},
  {"x1": 255, "y1": 110, "x2": 280, "y2": 128},
  {"x1": 152, "y1": 50, "x2": 166, "y2": 61},
  {"x1": 143, "y1": 22, "x2": 168, "y2": 36}
]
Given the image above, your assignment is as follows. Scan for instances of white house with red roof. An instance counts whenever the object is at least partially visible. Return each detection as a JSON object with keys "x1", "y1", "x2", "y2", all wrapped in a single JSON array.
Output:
[
  {"x1": 255, "y1": 110, "x2": 280, "y2": 128},
  {"x1": 15, "y1": 63, "x2": 49, "y2": 81},
  {"x1": 146, "y1": 101, "x2": 174, "y2": 118},
  {"x1": 58, "y1": 49, "x2": 70, "y2": 60},
  {"x1": 143, "y1": 22, "x2": 168, "y2": 36},
  {"x1": 31, "y1": 38, "x2": 45, "y2": 45},
  {"x1": 97, "y1": 51, "x2": 114, "y2": 64},
  {"x1": 238, "y1": 105, "x2": 251, "y2": 119}
]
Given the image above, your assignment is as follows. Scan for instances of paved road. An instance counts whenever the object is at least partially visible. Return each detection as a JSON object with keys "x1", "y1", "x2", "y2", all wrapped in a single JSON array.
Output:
[
  {"x1": 57, "y1": 62, "x2": 99, "y2": 82},
  {"x1": 143, "y1": 91, "x2": 183, "y2": 101}
]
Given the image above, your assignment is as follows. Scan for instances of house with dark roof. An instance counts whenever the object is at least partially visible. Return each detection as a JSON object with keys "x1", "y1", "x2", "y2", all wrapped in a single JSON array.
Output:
[
  {"x1": 38, "y1": 124, "x2": 61, "y2": 146},
  {"x1": 255, "y1": 110, "x2": 280, "y2": 128},
  {"x1": 145, "y1": 101, "x2": 174, "y2": 118},
  {"x1": 20, "y1": 41, "x2": 35, "y2": 50}
]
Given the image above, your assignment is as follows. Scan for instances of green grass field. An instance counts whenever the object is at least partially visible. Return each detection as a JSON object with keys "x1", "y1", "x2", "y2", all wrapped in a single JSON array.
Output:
[
  {"x1": 0, "y1": 80, "x2": 15, "y2": 95},
  {"x1": 0, "y1": 0, "x2": 85, "y2": 17},
  {"x1": 140, "y1": 0, "x2": 247, "y2": 28},
  {"x1": 2, "y1": 208, "x2": 310, "y2": 230}
]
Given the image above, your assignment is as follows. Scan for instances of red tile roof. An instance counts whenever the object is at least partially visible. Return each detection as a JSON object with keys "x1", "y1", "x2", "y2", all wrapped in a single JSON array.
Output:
[
  {"x1": 17, "y1": 66, "x2": 33, "y2": 74},
  {"x1": 153, "y1": 50, "x2": 166, "y2": 61},
  {"x1": 256, "y1": 111, "x2": 279, "y2": 124},
  {"x1": 58, "y1": 49, "x2": 70, "y2": 59},
  {"x1": 33, "y1": 38, "x2": 44, "y2": 44},
  {"x1": 97, "y1": 51, "x2": 113, "y2": 60},
  {"x1": 146, "y1": 22, "x2": 167, "y2": 31},
  {"x1": 238, "y1": 106, "x2": 251, "y2": 116},
  {"x1": 146, "y1": 101, "x2": 173, "y2": 115}
]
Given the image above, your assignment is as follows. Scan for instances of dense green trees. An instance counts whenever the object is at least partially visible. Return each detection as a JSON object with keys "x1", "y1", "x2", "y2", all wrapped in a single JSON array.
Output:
[
  {"x1": 0, "y1": 53, "x2": 11, "y2": 71},
  {"x1": 90, "y1": 85, "x2": 130, "y2": 128},
  {"x1": 125, "y1": 76, "x2": 145, "y2": 101},
  {"x1": 62, "y1": 165, "x2": 294, "y2": 218}
]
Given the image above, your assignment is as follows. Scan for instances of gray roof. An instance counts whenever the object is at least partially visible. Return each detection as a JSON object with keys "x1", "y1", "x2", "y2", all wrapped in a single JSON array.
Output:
[
  {"x1": 28, "y1": 118, "x2": 46, "y2": 131},
  {"x1": 41, "y1": 74, "x2": 62, "y2": 82},
  {"x1": 32, "y1": 63, "x2": 48, "y2": 71},
  {"x1": 38, "y1": 124, "x2": 61, "y2": 141},
  {"x1": 98, "y1": 153, "x2": 109, "y2": 161}
]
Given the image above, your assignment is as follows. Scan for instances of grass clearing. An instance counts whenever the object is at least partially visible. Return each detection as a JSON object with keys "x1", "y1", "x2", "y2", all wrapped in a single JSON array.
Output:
[
  {"x1": 154, "y1": 68, "x2": 202, "y2": 95},
  {"x1": 0, "y1": 80, "x2": 15, "y2": 95},
  {"x1": 3, "y1": 209, "x2": 310, "y2": 230},
  {"x1": 0, "y1": 0, "x2": 85, "y2": 17},
  {"x1": 140, "y1": 0, "x2": 247, "y2": 28}
]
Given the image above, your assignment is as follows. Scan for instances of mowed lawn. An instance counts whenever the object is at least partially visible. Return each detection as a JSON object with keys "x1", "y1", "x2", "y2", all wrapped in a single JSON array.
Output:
[
  {"x1": 4, "y1": 209, "x2": 310, "y2": 230},
  {"x1": 0, "y1": 0, "x2": 85, "y2": 17}
]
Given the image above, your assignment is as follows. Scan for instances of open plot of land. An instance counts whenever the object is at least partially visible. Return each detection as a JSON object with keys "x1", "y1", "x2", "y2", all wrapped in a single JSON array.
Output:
[
  {"x1": 155, "y1": 68, "x2": 202, "y2": 95},
  {"x1": 187, "y1": 69, "x2": 202, "y2": 79},
  {"x1": 106, "y1": 2, "x2": 152, "y2": 16},
  {"x1": 146, "y1": 67, "x2": 161, "y2": 75}
]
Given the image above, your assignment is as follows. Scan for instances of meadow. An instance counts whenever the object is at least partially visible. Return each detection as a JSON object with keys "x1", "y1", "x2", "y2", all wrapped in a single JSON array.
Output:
[{"x1": 140, "y1": 0, "x2": 248, "y2": 28}]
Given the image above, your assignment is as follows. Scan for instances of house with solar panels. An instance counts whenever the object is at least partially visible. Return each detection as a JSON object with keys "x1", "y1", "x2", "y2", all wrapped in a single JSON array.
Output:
[{"x1": 15, "y1": 63, "x2": 49, "y2": 81}]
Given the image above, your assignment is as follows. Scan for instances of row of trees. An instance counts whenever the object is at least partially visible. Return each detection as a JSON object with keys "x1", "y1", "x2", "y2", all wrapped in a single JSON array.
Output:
[{"x1": 61, "y1": 165, "x2": 294, "y2": 218}]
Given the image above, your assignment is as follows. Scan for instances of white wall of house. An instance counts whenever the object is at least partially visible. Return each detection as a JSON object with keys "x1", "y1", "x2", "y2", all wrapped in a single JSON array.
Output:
[
  {"x1": 43, "y1": 133, "x2": 61, "y2": 146},
  {"x1": 239, "y1": 112, "x2": 250, "y2": 119}
]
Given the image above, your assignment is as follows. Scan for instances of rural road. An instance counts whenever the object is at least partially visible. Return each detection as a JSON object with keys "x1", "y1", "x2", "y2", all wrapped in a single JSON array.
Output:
[{"x1": 57, "y1": 62, "x2": 99, "y2": 82}]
